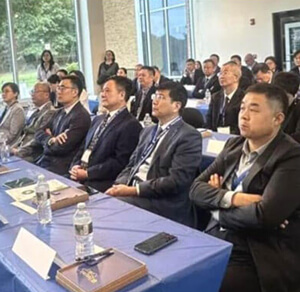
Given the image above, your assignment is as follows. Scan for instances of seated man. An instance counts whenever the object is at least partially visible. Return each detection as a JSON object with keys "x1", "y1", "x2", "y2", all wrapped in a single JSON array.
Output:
[
  {"x1": 69, "y1": 76, "x2": 142, "y2": 192},
  {"x1": 290, "y1": 49, "x2": 300, "y2": 78},
  {"x1": 130, "y1": 66, "x2": 156, "y2": 121},
  {"x1": 253, "y1": 63, "x2": 273, "y2": 84},
  {"x1": 210, "y1": 53, "x2": 221, "y2": 74},
  {"x1": 192, "y1": 59, "x2": 221, "y2": 99},
  {"x1": 274, "y1": 72, "x2": 300, "y2": 143},
  {"x1": 106, "y1": 81, "x2": 202, "y2": 227},
  {"x1": 244, "y1": 53, "x2": 258, "y2": 71},
  {"x1": 231, "y1": 54, "x2": 254, "y2": 90},
  {"x1": 153, "y1": 66, "x2": 170, "y2": 88},
  {"x1": 206, "y1": 61, "x2": 244, "y2": 134},
  {"x1": 35, "y1": 75, "x2": 91, "y2": 175},
  {"x1": 180, "y1": 58, "x2": 204, "y2": 85},
  {"x1": 190, "y1": 83, "x2": 300, "y2": 292},
  {"x1": 11, "y1": 82, "x2": 55, "y2": 162}
]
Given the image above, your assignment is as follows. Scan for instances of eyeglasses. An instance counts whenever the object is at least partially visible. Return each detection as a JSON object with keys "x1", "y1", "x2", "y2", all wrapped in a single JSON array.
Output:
[
  {"x1": 30, "y1": 90, "x2": 48, "y2": 94},
  {"x1": 56, "y1": 86, "x2": 75, "y2": 92},
  {"x1": 151, "y1": 93, "x2": 167, "y2": 101}
]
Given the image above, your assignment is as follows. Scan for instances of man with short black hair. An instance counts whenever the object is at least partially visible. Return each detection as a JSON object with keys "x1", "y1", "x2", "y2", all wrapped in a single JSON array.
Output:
[
  {"x1": 106, "y1": 81, "x2": 202, "y2": 227},
  {"x1": 192, "y1": 59, "x2": 221, "y2": 99},
  {"x1": 253, "y1": 63, "x2": 273, "y2": 84},
  {"x1": 210, "y1": 53, "x2": 221, "y2": 73},
  {"x1": 152, "y1": 66, "x2": 170, "y2": 87},
  {"x1": 231, "y1": 54, "x2": 254, "y2": 89},
  {"x1": 70, "y1": 76, "x2": 142, "y2": 192},
  {"x1": 131, "y1": 65, "x2": 156, "y2": 121},
  {"x1": 180, "y1": 58, "x2": 204, "y2": 85},
  {"x1": 35, "y1": 75, "x2": 91, "y2": 175},
  {"x1": 190, "y1": 83, "x2": 300, "y2": 292},
  {"x1": 290, "y1": 49, "x2": 300, "y2": 78}
]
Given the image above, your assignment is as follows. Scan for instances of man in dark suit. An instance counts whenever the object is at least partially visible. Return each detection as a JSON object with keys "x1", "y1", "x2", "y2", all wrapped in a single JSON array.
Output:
[
  {"x1": 106, "y1": 81, "x2": 202, "y2": 227},
  {"x1": 210, "y1": 53, "x2": 221, "y2": 74},
  {"x1": 130, "y1": 66, "x2": 156, "y2": 121},
  {"x1": 69, "y1": 76, "x2": 142, "y2": 192},
  {"x1": 190, "y1": 83, "x2": 300, "y2": 292},
  {"x1": 11, "y1": 82, "x2": 55, "y2": 162},
  {"x1": 274, "y1": 72, "x2": 300, "y2": 143},
  {"x1": 244, "y1": 53, "x2": 258, "y2": 71},
  {"x1": 131, "y1": 63, "x2": 143, "y2": 95},
  {"x1": 180, "y1": 58, "x2": 204, "y2": 85},
  {"x1": 231, "y1": 54, "x2": 254, "y2": 90},
  {"x1": 153, "y1": 66, "x2": 170, "y2": 87},
  {"x1": 192, "y1": 59, "x2": 221, "y2": 99},
  {"x1": 253, "y1": 63, "x2": 273, "y2": 84},
  {"x1": 206, "y1": 61, "x2": 244, "y2": 134},
  {"x1": 35, "y1": 75, "x2": 91, "y2": 175},
  {"x1": 290, "y1": 49, "x2": 300, "y2": 78}
]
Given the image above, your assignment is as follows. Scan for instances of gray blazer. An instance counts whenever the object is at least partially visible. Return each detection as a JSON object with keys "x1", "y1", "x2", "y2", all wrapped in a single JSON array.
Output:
[
  {"x1": 14, "y1": 101, "x2": 56, "y2": 162},
  {"x1": 116, "y1": 119, "x2": 202, "y2": 227},
  {"x1": 0, "y1": 101, "x2": 25, "y2": 146}
]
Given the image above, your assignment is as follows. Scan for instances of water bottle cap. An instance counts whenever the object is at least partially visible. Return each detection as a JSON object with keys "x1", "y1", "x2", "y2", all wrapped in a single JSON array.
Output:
[
  {"x1": 77, "y1": 202, "x2": 86, "y2": 209},
  {"x1": 38, "y1": 174, "x2": 45, "y2": 181}
]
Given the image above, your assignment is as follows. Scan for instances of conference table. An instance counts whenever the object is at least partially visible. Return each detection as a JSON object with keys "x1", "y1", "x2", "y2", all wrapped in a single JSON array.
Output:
[{"x1": 0, "y1": 159, "x2": 232, "y2": 292}]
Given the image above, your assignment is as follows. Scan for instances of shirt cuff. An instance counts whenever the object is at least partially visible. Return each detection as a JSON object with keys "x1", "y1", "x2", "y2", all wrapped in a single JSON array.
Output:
[
  {"x1": 47, "y1": 137, "x2": 55, "y2": 146},
  {"x1": 211, "y1": 210, "x2": 220, "y2": 221},
  {"x1": 220, "y1": 191, "x2": 235, "y2": 208}
]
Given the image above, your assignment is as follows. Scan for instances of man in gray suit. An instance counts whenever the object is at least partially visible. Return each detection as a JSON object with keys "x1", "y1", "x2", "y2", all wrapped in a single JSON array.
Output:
[
  {"x1": 106, "y1": 81, "x2": 202, "y2": 227},
  {"x1": 11, "y1": 82, "x2": 55, "y2": 162}
]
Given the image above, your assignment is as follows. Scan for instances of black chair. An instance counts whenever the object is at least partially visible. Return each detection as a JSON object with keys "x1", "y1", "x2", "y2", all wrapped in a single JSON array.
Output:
[{"x1": 182, "y1": 107, "x2": 204, "y2": 128}]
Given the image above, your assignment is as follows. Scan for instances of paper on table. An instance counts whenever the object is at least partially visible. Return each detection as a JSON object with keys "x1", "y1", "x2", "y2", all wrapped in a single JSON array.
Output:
[
  {"x1": 206, "y1": 139, "x2": 226, "y2": 155},
  {"x1": 94, "y1": 244, "x2": 105, "y2": 253},
  {"x1": 217, "y1": 127, "x2": 230, "y2": 134},
  {"x1": 6, "y1": 179, "x2": 68, "y2": 202},
  {"x1": 11, "y1": 201, "x2": 37, "y2": 215},
  {"x1": 12, "y1": 227, "x2": 56, "y2": 280}
]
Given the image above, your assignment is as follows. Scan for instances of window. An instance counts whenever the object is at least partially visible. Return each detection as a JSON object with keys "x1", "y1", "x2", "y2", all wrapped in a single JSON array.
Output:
[
  {"x1": 137, "y1": 0, "x2": 192, "y2": 77},
  {"x1": 0, "y1": 0, "x2": 80, "y2": 99}
]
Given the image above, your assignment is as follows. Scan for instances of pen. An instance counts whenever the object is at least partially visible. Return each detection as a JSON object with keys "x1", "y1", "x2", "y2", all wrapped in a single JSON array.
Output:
[{"x1": 75, "y1": 247, "x2": 114, "y2": 262}]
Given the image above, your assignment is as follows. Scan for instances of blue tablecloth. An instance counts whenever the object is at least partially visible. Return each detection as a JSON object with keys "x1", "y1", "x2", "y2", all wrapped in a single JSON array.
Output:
[{"x1": 0, "y1": 159, "x2": 232, "y2": 292}]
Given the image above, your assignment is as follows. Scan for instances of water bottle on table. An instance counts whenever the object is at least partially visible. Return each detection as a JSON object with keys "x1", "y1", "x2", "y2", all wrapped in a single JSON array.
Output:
[
  {"x1": 0, "y1": 135, "x2": 10, "y2": 163},
  {"x1": 35, "y1": 174, "x2": 52, "y2": 224},
  {"x1": 143, "y1": 113, "x2": 152, "y2": 127},
  {"x1": 205, "y1": 89, "x2": 211, "y2": 105},
  {"x1": 74, "y1": 202, "x2": 94, "y2": 258}
]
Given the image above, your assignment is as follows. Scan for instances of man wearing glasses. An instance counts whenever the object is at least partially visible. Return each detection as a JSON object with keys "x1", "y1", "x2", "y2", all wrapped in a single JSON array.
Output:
[
  {"x1": 35, "y1": 75, "x2": 91, "y2": 175},
  {"x1": 11, "y1": 82, "x2": 55, "y2": 162},
  {"x1": 106, "y1": 81, "x2": 202, "y2": 227}
]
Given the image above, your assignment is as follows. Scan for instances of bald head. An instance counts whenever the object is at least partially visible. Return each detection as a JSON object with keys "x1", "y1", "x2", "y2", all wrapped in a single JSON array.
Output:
[{"x1": 31, "y1": 82, "x2": 50, "y2": 107}]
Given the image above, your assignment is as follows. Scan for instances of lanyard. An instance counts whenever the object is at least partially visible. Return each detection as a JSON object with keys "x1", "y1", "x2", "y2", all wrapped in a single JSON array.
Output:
[{"x1": 231, "y1": 169, "x2": 249, "y2": 190}]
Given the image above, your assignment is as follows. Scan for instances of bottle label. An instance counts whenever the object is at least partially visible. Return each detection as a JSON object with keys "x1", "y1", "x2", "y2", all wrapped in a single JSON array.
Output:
[
  {"x1": 36, "y1": 190, "x2": 50, "y2": 203},
  {"x1": 75, "y1": 222, "x2": 93, "y2": 236}
]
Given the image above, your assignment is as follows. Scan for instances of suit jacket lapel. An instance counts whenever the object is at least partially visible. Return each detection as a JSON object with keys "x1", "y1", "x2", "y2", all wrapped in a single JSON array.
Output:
[{"x1": 85, "y1": 116, "x2": 103, "y2": 148}]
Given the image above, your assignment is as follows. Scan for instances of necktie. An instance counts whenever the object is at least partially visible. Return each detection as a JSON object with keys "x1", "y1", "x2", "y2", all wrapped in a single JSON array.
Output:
[
  {"x1": 221, "y1": 97, "x2": 230, "y2": 126},
  {"x1": 88, "y1": 113, "x2": 110, "y2": 150},
  {"x1": 26, "y1": 109, "x2": 39, "y2": 126},
  {"x1": 0, "y1": 107, "x2": 8, "y2": 123},
  {"x1": 137, "y1": 90, "x2": 147, "y2": 119}
]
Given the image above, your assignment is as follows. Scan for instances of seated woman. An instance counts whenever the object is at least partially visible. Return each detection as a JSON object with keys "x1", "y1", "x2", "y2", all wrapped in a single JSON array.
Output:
[
  {"x1": 37, "y1": 50, "x2": 60, "y2": 81},
  {"x1": 97, "y1": 50, "x2": 119, "y2": 85},
  {"x1": 0, "y1": 83, "x2": 25, "y2": 146},
  {"x1": 69, "y1": 70, "x2": 91, "y2": 114}
]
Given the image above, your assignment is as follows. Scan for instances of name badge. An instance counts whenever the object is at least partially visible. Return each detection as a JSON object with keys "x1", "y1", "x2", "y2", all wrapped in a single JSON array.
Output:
[
  {"x1": 217, "y1": 127, "x2": 230, "y2": 134},
  {"x1": 81, "y1": 149, "x2": 92, "y2": 165}
]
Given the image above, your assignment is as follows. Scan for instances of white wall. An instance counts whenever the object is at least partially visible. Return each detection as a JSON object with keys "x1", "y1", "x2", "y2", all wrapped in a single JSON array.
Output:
[{"x1": 193, "y1": 0, "x2": 300, "y2": 65}]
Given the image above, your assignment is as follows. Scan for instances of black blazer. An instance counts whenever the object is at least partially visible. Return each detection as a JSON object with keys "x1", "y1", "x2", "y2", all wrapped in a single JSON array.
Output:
[
  {"x1": 130, "y1": 85, "x2": 156, "y2": 121},
  {"x1": 71, "y1": 109, "x2": 142, "y2": 192},
  {"x1": 190, "y1": 132, "x2": 300, "y2": 292},
  {"x1": 282, "y1": 98, "x2": 300, "y2": 143},
  {"x1": 206, "y1": 88, "x2": 244, "y2": 134},
  {"x1": 192, "y1": 74, "x2": 221, "y2": 99},
  {"x1": 35, "y1": 102, "x2": 91, "y2": 175},
  {"x1": 155, "y1": 75, "x2": 170, "y2": 87},
  {"x1": 180, "y1": 69, "x2": 204, "y2": 85},
  {"x1": 116, "y1": 119, "x2": 202, "y2": 227},
  {"x1": 290, "y1": 66, "x2": 300, "y2": 79},
  {"x1": 241, "y1": 65, "x2": 254, "y2": 84}
]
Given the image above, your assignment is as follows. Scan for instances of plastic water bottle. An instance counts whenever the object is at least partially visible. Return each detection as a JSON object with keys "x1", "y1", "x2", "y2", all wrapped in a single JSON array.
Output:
[
  {"x1": 35, "y1": 175, "x2": 52, "y2": 224},
  {"x1": 0, "y1": 140, "x2": 10, "y2": 163},
  {"x1": 143, "y1": 113, "x2": 152, "y2": 127},
  {"x1": 73, "y1": 203, "x2": 94, "y2": 258},
  {"x1": 205, "y1": 89, "x2": 211, "y2": 105}
]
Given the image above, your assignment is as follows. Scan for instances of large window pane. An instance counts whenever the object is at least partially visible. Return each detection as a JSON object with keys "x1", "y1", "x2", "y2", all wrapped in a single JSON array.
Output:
[
  {"x1": 12, "y1": 0, "x2": 78, "y2": 99},
  {"x1": 0, "y1": 1, "x2": 13, "y2": 88},
  {"x1": 168, "y1": 7, "x2": 187, "y2": 76},
  {"x1": 150, "y1": 11, "x2": 168, "y2": 74},
  {"x1": 149, "y1": 0, "x2": 163, "y2": 11},
  {"x1": 141, "y1": 15, "x2": 149, "y2": 65},
  {"x1": 167, "y1": 0, "x2": 185, "y2": 6}
]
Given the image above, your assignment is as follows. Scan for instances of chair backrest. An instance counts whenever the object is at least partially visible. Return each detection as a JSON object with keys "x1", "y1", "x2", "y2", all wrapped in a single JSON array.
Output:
[{"x1": 182, "y1": 107, "x2": 204, "y2": 128}]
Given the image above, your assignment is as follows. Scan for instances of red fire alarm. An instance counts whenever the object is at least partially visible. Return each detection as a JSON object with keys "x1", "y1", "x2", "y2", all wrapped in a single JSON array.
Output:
[{"x1": 250, "y1": 18, "x2": 255, "y2": 25}]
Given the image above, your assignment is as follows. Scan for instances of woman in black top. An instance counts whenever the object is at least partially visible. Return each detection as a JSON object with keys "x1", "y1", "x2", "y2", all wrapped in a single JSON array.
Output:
[{"x1": 97, "y1": 50, "x2": 119, "y2": 85}]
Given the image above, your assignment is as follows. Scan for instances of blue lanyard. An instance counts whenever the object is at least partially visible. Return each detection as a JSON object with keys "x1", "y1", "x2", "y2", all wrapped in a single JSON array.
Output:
[{"x1": 231, "y1": 169, "x2": 249, "y2": 190}]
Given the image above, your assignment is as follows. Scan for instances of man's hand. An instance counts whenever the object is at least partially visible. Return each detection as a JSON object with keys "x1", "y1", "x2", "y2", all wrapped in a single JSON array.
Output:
[
  {"x1": 208, "y1": 173, "x2": 223, "y2": 188},
  {"x1": 232, "y1": 192, "x2": 262, "y2": 207},
  {"x1": 69, "y1": 165, "x2": 87, "y2": 181},
  {"x1": 105, "y1": 184, "x2": 137, "y2": 196},
  {"x1": 45, "y1": 128, "x2": 52, "y2": 136},
  {"x1": 56, "y1": 132, "x2": 68, "y2": 145},
  {"x1": 10, "y1": 147, "x2": 18, "y2": 155}
]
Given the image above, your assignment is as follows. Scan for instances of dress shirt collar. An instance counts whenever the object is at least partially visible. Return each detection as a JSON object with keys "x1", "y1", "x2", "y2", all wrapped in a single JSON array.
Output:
[
  {"x1": 223, "y1": 88, "x2": 237, "y2": 101},
  {"x1": 159, "y1": 115, "x2": 180, "y2": 130},
  {"x1": 64, "y1": 100, "x2": 80, "y2": 114}
]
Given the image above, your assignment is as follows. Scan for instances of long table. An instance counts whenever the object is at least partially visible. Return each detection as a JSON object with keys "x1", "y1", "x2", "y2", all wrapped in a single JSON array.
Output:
[{"x1": 0, "y1": 159, "x2": 232, "y2": 292}]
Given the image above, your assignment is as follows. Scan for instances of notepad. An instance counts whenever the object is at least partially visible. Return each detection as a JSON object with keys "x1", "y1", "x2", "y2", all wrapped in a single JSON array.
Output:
[{"x1": 206, "y1": 139, "x2": 226, "y2": 155}]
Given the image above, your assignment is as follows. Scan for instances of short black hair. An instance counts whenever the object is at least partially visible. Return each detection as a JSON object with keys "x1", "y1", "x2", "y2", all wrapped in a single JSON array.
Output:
[
  {"x1": 61, "y1": 75, "x2": 83, "y2": 97},
  {"x1": 141, "y1": 65, "x2": 155, "y2": 76},
  {"x1": 152, "y1": 65, "x2": 159, "y2": 71},
  {"x1": 245, "y1": 83, "x2": 288, "y2": 116},
  {"x1": 1, "y1": 82, "x2": 20, "y2": 99},
  {"x1": 47, "y1": 74, "x2": 60, "y2": 84},
  {"x1": 293, "y1": 49, "x2": 300, "y2": 59},
  {"x1": 230, "y1": 55, "x2": 242, "y2": 62},
  {"x1": 210, "y1": 54, "x2": 220, "y2": 62},
  {"x1": 69, "y1": 70, "x2": 87, "y2": 90},
  {"x1": 119, "y1": 67, "x2": 127, "y2": 74},
  {"x1": 264, "y1": 56, "x2": 277, "y2": 65},
  {"x1": 274, "y1": 72, "x2": 300, "y2": 96},
  {"x1": 106, "y1": 75, "x2": 133, "y2": 102},
  {"x1": 252, "y1": 63, "x2": 270, "y2": 75},
  {"x1": 186, "y1": 58, "x2": 195, "y2": 63},
  {"x1": 203, "y1": 59, "x2": 215, "y2": 66},
  {"x1": 157, "y1": 81, "x2": 187, "y2": 115},
  {"x1": 57, "y1": 69, "x2": 68, "y2": 77}
]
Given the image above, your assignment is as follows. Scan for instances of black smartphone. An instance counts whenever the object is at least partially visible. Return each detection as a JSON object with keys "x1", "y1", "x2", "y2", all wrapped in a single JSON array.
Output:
[
  {"x1": 77, "y1": 185, "x2": 99, "y2": 195},
  {"x1": 134, "y1": 232, "x2": 178, "y2": 255},
  {"x1": 3, "y1": 177, "x2": 36, "y2": 189}
]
